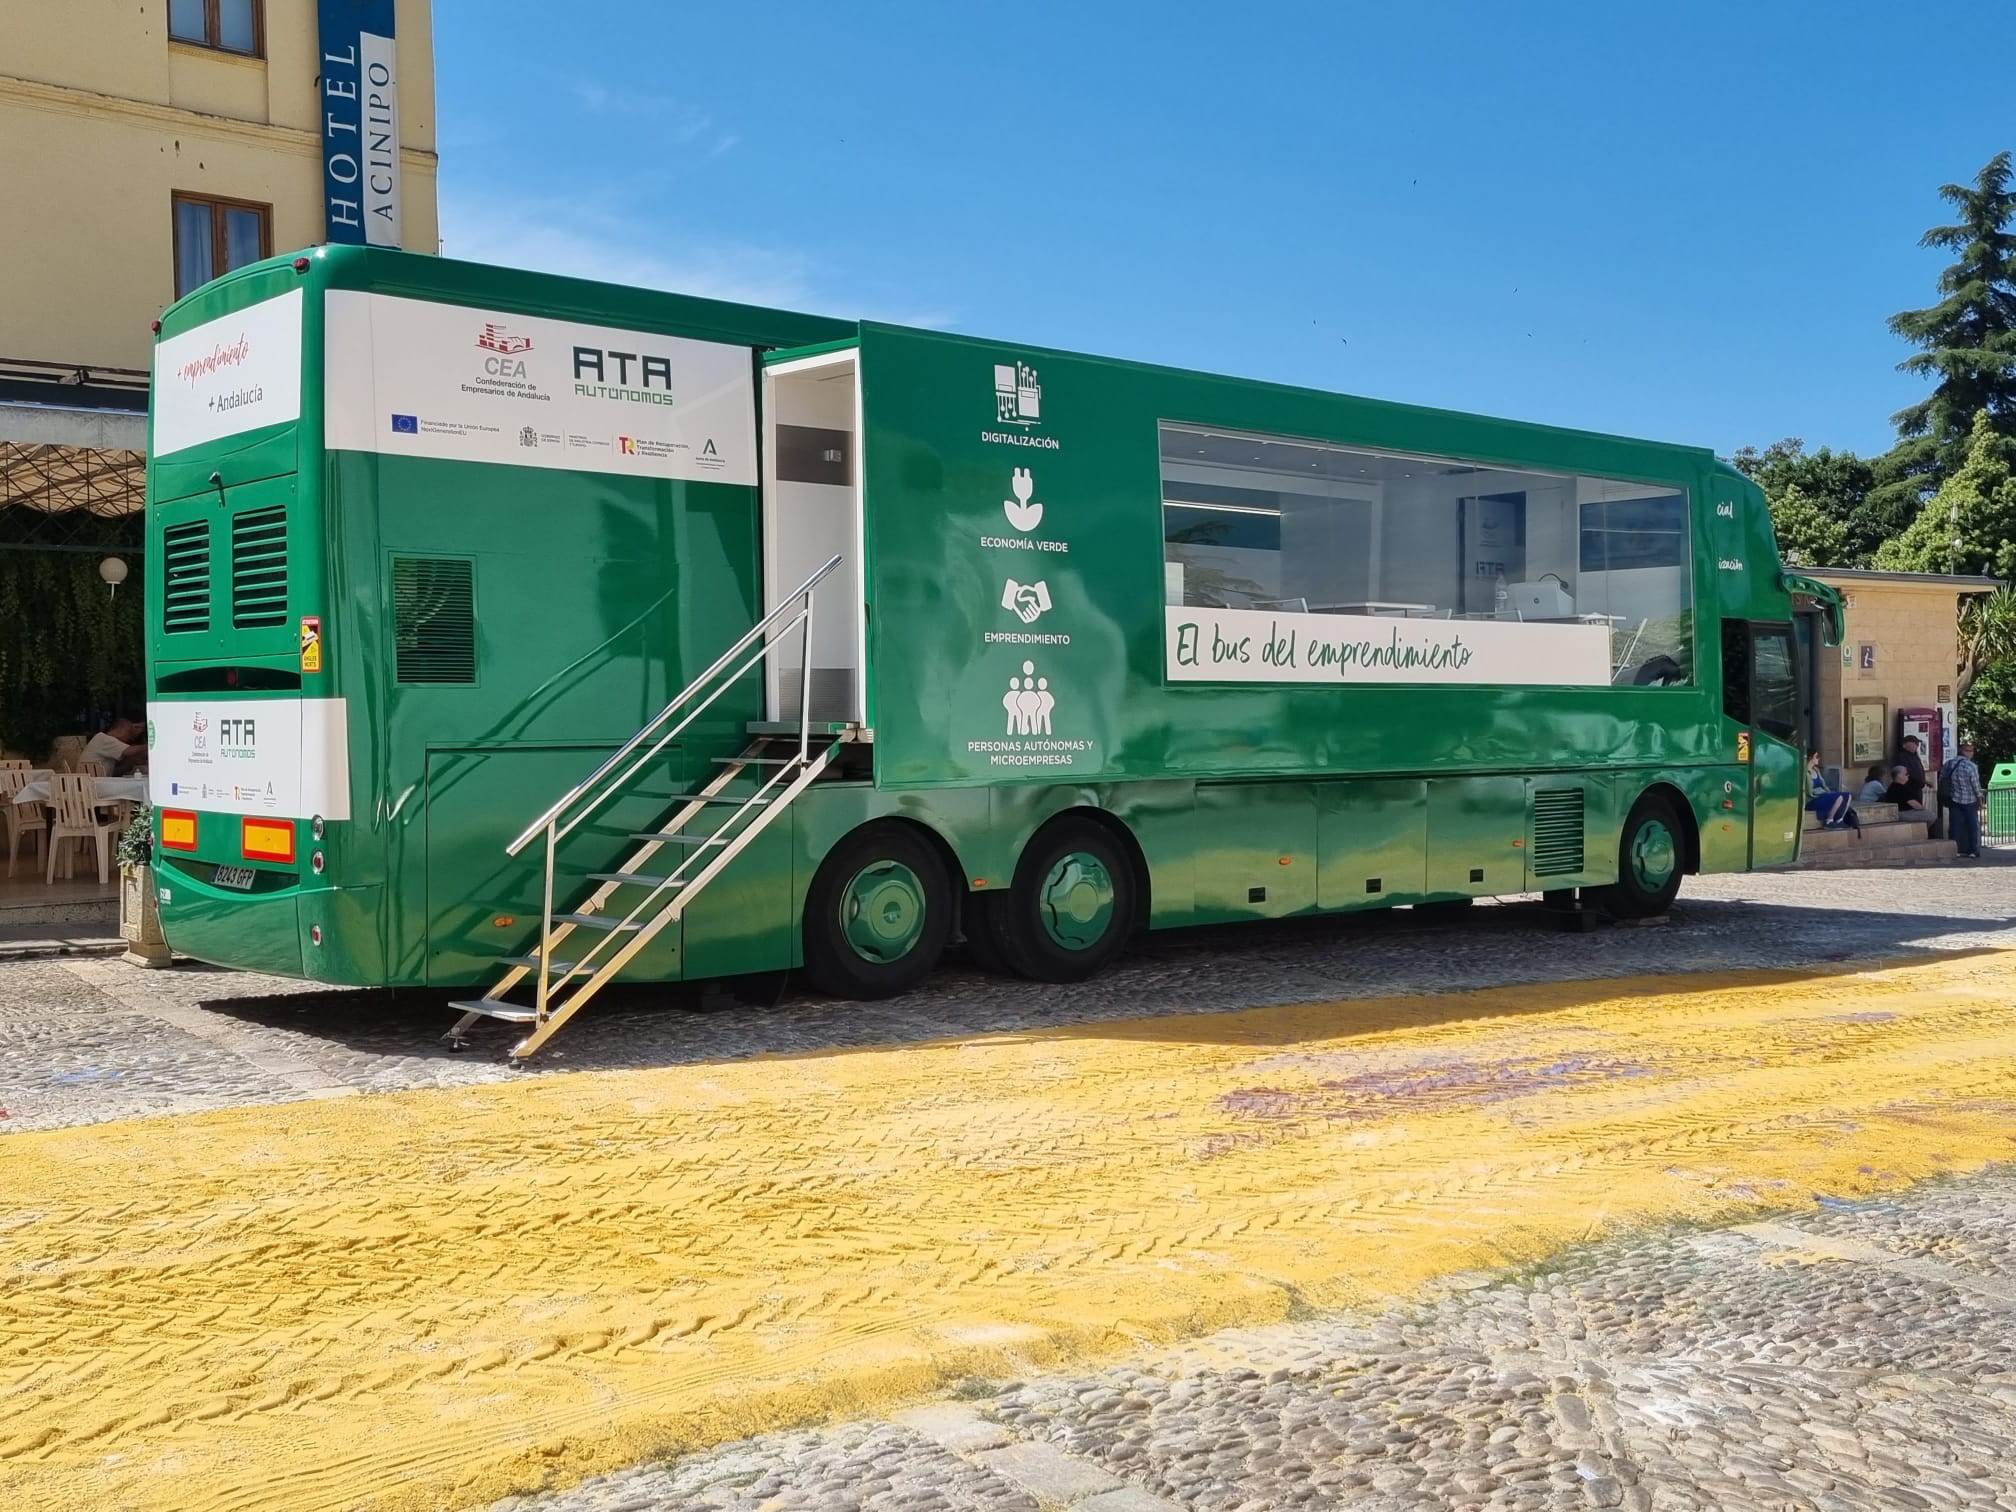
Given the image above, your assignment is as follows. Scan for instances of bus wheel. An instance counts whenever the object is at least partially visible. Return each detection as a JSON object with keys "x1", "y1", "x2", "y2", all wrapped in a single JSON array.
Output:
[
  {"x1": 802, "y1": 823, "x2": 952, "y2": 999},
  {"x1": 983, "y1": 818, "x2": 1136, "y2": 982},
  {"x1": 1592, "y1": 794, "x2": 1686, "y2": 919}
]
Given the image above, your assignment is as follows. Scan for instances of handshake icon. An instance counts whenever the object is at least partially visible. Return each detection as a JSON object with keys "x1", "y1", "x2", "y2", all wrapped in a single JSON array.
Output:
[{"x1": 1001, "y1": 578, "x2": 1053, "y2": 625}]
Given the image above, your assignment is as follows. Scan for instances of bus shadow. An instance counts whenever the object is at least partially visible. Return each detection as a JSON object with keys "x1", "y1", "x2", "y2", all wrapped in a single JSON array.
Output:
[{"x1": 180, "y1": 890, "x2": 2016, "y2": 1078}]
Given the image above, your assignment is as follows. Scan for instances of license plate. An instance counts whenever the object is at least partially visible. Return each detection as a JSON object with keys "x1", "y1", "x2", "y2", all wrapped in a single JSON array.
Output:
[{"x1": 212, "y1": 865, "x2": 257, "y2": 891}]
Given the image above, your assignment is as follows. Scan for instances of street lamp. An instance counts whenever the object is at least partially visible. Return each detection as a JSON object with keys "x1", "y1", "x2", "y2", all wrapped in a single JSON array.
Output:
[{"x1": 98, "y1": 556, "x2": 129, "y2": 598}]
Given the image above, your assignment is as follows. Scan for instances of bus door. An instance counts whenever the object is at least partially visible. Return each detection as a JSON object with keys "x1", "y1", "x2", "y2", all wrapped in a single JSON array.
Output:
[
  {"x1": 760, "y1": 344, "x2": 866, "y2": 727},
  {"x1": 1724, "y1": 620, "x2": 1803, "y2": 868}
]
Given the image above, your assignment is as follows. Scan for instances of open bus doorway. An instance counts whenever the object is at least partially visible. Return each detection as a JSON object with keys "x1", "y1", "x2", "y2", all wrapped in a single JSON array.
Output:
[{"x1": 761, "y1": 348, "x2": 864, "y2": 728}]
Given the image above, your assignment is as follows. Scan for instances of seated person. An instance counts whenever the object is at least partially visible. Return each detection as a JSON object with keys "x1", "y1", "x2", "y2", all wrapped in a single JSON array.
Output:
[
  {"x1": 83, "y1": 714, "x2": 147, "y2": 777},
  {"x1": 1896, "y1": 735, "x2": 1928, "y2": 808},
  {"x1": 1856, "y1": 764, "x2": 1889, "y2": 803},
  {"x1": 1806, "y1": 751, "x2": 1859, "y2": 830},
  {"x1": 1881, "y1": 765, "x2": 1925, "y2": 810}
]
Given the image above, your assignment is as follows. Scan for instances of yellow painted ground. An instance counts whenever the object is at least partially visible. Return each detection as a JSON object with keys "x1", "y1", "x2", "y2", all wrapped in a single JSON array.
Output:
[{"x1": 6, "y1": 953, "x2": 2016, "y2": 1512}]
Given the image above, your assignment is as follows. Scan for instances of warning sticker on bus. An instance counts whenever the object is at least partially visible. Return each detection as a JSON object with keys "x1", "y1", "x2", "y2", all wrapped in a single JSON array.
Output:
[{"x1": 299, "y1": 617, "x2": 322, "y2": 673}]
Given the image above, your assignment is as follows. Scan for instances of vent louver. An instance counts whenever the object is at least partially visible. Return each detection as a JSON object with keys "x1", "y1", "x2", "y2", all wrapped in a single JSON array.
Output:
[
  {"x1": 393, "y1": 557, "x2": 476, "y2": 685},
  {"x1": 1531, "y1": 788, "x2": 1586, "y2": 877},
  {"x1": 230, "y1": 505, "x2": 288, "y2": 628},
  {"x1": 162, "y1": 519, "x2": 211, "y2": 633}
]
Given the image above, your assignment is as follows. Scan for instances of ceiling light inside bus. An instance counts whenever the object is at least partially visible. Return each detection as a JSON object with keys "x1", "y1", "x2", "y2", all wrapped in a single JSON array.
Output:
[{"x1": 1165, "y1": 501, "x2": 1280, "y2": 517}]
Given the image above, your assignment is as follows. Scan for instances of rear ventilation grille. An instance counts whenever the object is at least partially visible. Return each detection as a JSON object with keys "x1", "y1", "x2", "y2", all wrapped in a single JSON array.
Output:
[
  {"x1": 230, "y1": 506, "x2": 289, "y2": 628},
  {"x1": 1531, "y1": 788, "x2": 1586, "y2": 877},
  {"x1": 393, "y1": 557, "x2": 476, "y2": 685},
  {"x1": 162, "y1": 519, "x2": 211, "y2": 633}
]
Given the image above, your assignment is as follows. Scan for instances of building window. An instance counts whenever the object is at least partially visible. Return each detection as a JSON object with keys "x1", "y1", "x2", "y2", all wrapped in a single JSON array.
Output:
[
  {"x1": 169, "y1": 0, "x2": 262, "y2": 57},
  {"x1": 173, "y1": 194, "x2": 272, "y2": 298}
]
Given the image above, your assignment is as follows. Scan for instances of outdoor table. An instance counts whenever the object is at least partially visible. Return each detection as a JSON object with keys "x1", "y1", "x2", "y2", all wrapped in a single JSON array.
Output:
[{"x1": 12, "y1": 774, "x2": 148, "y2": 806}]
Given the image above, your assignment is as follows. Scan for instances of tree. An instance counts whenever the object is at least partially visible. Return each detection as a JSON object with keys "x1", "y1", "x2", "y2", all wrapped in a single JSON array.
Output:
[
  {"x1": 1766, "y1": 483, "x2": 1849, "y2": 567},
  {"x1": 1961, "y1": 654, "x2": 2016, "y2": 769},
  {"x1": 1858, "y1": 445, "x2": 1944, "y2": 560},
  {"x1": 1955, "y1": 583, "x2": 2016, "y2": 713},
  {"x1": 1733, "y1": 438, "x2": 1877, "y2": 564},
  {"x1": 1887, "y1": 151, "x2": 2016, "y2": 486},
  {"x1": 1873, "y1": 409, "x2": 2016, "y2": 577}
]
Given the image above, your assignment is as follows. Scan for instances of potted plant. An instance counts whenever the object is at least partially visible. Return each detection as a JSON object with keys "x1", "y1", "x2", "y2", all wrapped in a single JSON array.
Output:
[{"x1": 117, "y1": 805, "x2": 171, "y2": 968}]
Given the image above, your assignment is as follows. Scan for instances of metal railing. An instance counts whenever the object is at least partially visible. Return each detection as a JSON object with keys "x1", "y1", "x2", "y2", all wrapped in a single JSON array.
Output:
[{"x1": 505, "y1": 554, "x2": 842, "y2": 1024}]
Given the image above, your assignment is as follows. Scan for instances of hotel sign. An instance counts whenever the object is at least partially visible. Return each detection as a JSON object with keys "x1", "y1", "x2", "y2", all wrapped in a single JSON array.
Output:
[{"x1": 318, "y1": 0, "x2": 401, "y2": 247}]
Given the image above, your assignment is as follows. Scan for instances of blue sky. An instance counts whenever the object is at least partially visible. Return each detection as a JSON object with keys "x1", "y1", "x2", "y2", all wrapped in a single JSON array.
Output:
[{"x1": 435, "y1": 2, "x2": 2014, "y2": 461}]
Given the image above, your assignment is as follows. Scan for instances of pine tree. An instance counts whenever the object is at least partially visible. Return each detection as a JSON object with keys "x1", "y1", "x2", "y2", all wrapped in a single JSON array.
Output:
[
  {"x1": 1881, "y1": 151, "x2": 2016, "y2": 502},
  {"x1": 1874, "y1": 409, "x2": 2016, "y2": 576}
]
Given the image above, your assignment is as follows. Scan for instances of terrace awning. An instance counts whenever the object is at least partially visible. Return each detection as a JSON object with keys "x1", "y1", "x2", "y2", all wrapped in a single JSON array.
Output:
[{"x1": 0, "y1": 359, "x2": 150, "y2": 521}]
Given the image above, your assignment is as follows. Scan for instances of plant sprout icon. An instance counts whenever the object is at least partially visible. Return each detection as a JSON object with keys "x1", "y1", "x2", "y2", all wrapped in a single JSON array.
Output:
[{"x1": 1003, "y1": 467, "x2": 1043, "y2": 532}]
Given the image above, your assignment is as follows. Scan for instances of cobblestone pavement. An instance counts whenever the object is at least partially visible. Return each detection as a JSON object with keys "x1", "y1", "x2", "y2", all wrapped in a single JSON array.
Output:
[
  {"x1": 7, "y1": 945, "x2": 2016, "y2": 1509},
  {"x1": 511, "y1": 1169, "x2": 2016, "y2": 1512},
  {"x1": 2, "y1": 859, "x2": 2013, "y2": 1133},
  {"x1": 4, "y1": 863, "x2": 2016, "y2": 1512}
]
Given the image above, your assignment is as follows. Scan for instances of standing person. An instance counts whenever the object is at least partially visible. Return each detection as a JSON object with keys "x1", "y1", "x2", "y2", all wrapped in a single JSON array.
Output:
[
  {"x1": 1807, "y1": 751, "x2": 1859, "y2": 830},
  {"x1": 1946, "y1": 739, "x2": 1984, "y2": 859},
  {"x1": 1896, "y1": 734, "x2": 1927, "y2": 810}
]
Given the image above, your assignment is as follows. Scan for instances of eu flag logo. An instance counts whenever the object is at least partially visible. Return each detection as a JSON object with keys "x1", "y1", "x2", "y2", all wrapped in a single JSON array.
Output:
[{"x1": 391, "y1": 414, "x2": 419, "y2": 434}]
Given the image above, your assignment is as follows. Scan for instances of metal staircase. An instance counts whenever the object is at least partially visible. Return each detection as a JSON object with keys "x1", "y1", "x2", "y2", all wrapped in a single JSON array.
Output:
[{"x1": 445, "y1": 555, "x2": 847, "y2": 1060}]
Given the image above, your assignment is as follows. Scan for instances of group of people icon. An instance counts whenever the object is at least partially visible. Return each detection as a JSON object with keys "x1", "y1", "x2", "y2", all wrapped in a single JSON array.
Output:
[{"x1": 1004, "y1": 660, "x2": 1056, "y2": 735}]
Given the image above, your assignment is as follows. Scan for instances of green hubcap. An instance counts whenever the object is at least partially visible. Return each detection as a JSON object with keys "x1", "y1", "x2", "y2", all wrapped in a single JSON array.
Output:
[
  {"x1": 839, "y1": 861, "x2": 927, "y2": 963},
  {"x1": 1630, "y1": 818, "x2": 1678, "y2": 892},
  {"x1": 1039, "y1": 851, "x2": 1115, "y2": 950}
]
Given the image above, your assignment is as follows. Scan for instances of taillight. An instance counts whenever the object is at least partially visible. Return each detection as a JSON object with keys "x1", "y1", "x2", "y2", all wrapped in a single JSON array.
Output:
[
  {"x1": 241, "y1": 818, "x2": 296, "y2": 863},
  {"x1": 160, "y1": 810, "x2": 198, "y2": 851}
]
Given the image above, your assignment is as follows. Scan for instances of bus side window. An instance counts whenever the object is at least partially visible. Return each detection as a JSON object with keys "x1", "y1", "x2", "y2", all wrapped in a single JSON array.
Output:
[{"x1": 1721, "y1": 622, "x2": 1751, "y2": 725}]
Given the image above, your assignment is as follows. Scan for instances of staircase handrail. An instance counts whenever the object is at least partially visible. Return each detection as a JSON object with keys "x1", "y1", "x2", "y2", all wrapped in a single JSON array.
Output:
[{"x1": 505, "y1": 553, "x2": 842, "y2": 857}]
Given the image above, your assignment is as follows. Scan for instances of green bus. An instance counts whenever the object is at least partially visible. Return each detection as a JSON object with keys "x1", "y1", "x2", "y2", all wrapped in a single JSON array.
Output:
[{"x1": 144, "y1": 245, "x2": 1840, "y2": 1057}]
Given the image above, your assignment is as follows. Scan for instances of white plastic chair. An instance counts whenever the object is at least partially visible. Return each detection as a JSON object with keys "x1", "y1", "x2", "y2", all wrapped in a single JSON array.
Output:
[
  {"x1": 0, "y1": 768, "x2": 45, "y2": 878},
  {"x1": 45, "y1": 772, "x2": 119, "y2": 885}
]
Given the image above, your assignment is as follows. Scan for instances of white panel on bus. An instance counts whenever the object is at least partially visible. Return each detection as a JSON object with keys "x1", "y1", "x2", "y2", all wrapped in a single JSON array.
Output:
[
  {"x1": 148, "y1": 697, "x2": 352, "y2": 822},
  {"x1": 323, "y1": 290, "x2": 757, "y2": 485},
  {"x1": 151, "y1": 289, "x2": 304, "y2": 457}
]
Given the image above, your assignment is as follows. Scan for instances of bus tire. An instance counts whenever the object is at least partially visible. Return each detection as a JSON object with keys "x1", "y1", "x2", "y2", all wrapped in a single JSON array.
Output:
[
  {"x1": 987, "y1": 817, "x2": 1136, "y2": 983},
  {"x1": 1591, "y1": 793, "x2": 1686, "y2": 919},
  {"x1": 801, "y1": 822, "x2": 953, "y2": 999}
]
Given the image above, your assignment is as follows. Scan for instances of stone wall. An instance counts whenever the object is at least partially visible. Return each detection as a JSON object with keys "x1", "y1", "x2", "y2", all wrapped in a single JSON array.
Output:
[{"x1": 1811, "y1": 577, "x2": 1965, "y2": 780}]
